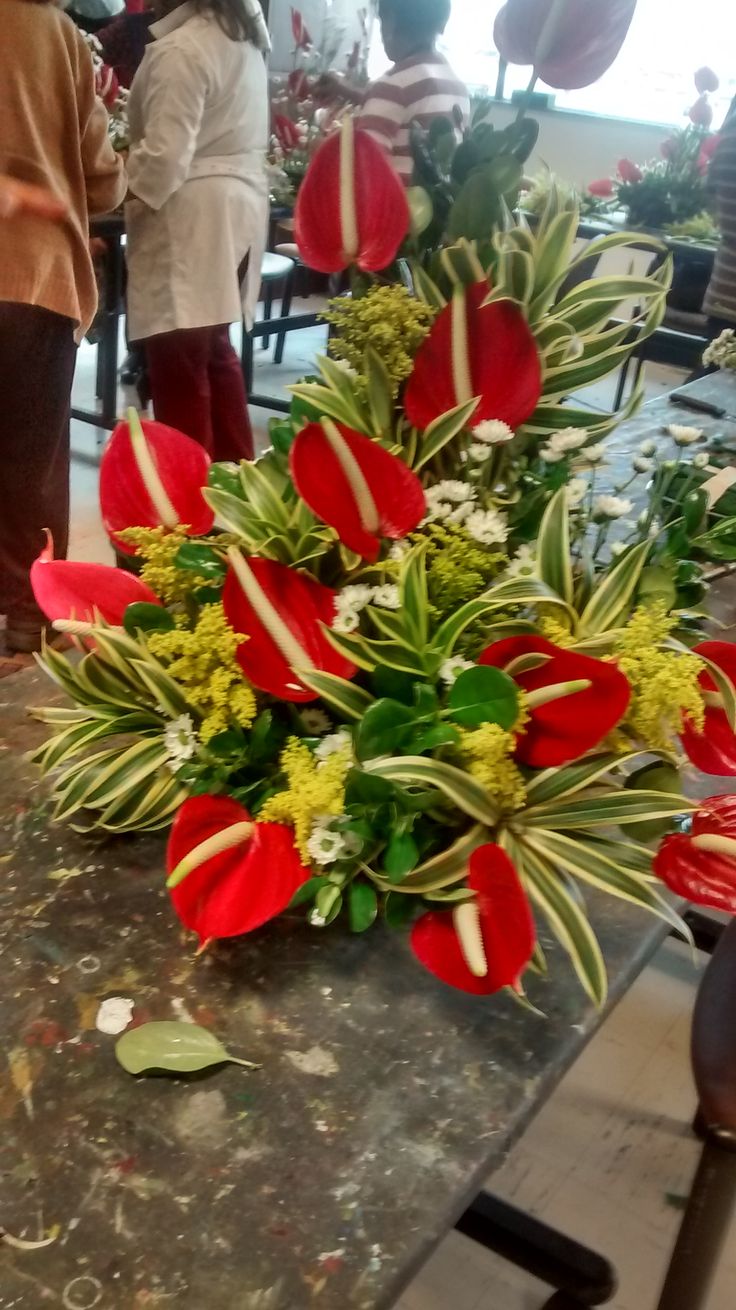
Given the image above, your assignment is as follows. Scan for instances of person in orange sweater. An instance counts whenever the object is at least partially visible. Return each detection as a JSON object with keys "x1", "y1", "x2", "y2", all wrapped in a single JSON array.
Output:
[{"x1": 0, "y1": 0, "x2": 125, "y2": 655}]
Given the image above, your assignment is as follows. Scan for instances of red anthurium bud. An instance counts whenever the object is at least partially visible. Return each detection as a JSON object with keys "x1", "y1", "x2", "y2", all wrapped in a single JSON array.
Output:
[
  {"x1": 30, "y1": 530, "x2": 162, "y2": 626},
  {"x1": 291, "y1": 6, "x2": 312, "y2": 48},
  {"x1": 617, "y1": 157, "x2": 642, "y2": 184},
  {"x1": 494, "y1": 0, "x2": 637, "y2": 92},
  {"x1": 689, "y1": 95, "x2": 714, "y2": 130},
  {"x1": 654, "y1": 794, "x2": 736, "y2": 915},
  {"x1": 289, "y1": 419, "x2": 426, "y2": 561},
  {"x1": 697, "y1": 134, "x2": 720, "y2": 175},
  {"x1": 222, "y1": 551, "x2": 356, "y2": 701},
  {"x1": 680, "y1": 641, "x2": 736, "y2": 775},
  {"x1": 694, "y1": 66, "x2": 719, "y2": 95},
  {"x1": 294, "y1": 118, "x2": 409, "y2": 274},
  {"x1": 274, "y1": 113, "x2": 302, "y2": 152},
  {"x1": 100, "y1": 408, "x2": 214, "y2": 554},
  {"x1": 588, "y1": 177, "x2": 615, "y2": 198},
  {"x1": 404, "y1": 283, "x2": 541, "y2": 432},
  {"x1": 166, "y1": 795, "x2": 310, "y2": 944},
  {"x1": 410, "y1": 844, "x2": 536, "y2": 995},
  {"x1": 478, "y1": 635, "x2": 630, "y2": 767}
]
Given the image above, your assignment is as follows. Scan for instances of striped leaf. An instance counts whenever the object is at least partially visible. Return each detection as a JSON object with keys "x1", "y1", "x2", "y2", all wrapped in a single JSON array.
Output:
[
  {"x1": 527, "y1": 209, "x2": 580, "y2": 321},
  {"x1": 73, "y1": 738, "x2": 170, "y2": 810},
  {"x1": 433, "y1": 599, "x2": 521, "y2": 657},
  {"x1": 364, "y1": 756, "x2": 499, "y2": 826},
  {"x1": 238, "y1": 461, "x2": 291, "y2": 528},
  {"x1": 203, "y1": 487, "x2": 265, "y2": 545},
  {"x1": 578, "y1": 541, "x2": 651, "y2": 637},
  {"x1": 297, "y1": 669, "x2": 374, "y2": 721},
  {"x1": 522, "y1": 789, "x2": 693, "y2": 830},
  {"x1": 364, "y1": 347, "x2": 394, "y2": 437},
  {"x1": 414, "y1": 398, "x2": 480, "y2": 471},
  {"x1": 400, "y1": 542, "x2": 429, "y2": 647},
  {"x1": 96, "y1": 770, "x2": 185, "y2": 832},
  {"x1": 130, "y1": 660, "x2": 190, "y2": 718},
  {"x1": 524, "y1": 753, "x2": 623, "y2": 806},
  {"x1": 583, "y1": 836, "x2": 660, "y2": 879},
  {"x1": 370, "y1": 824, "x2": 487, "y2": 894},
  {"x1": 536, "y1": 487, "x2": 573, "y2": 605},
  {"x1": 289, "y1": 382, "x2": 371, "y2": 434}
]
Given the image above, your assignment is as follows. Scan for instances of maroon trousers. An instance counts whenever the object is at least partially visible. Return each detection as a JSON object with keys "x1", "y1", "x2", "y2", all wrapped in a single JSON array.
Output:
[
  {"x1": 0, "y1": 302, "x2": 76, "y2": 623},
  {"x1": 146, "y1": 324, "x2": 254, "y2": 461}
]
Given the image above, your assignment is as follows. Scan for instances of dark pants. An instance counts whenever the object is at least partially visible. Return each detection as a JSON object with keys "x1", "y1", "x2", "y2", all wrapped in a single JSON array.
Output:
[
  {"x1": 0, "y1": 303, "x2": 76, "y2": 623},
  {"x1": 146, "y1": 325, "x2": 254, "y2": 462}
]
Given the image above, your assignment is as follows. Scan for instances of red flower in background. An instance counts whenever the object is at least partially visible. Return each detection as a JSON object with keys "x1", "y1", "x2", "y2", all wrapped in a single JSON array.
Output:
[
  {"x1": 697, "y1": 134, "x2": 720, "y2": 175},
  {"x1": 494, "y1": 0, "x2": 638, "y2": 91},
  {"x1": 588, "y1": 177, "x2": 615, "y2": 198},
  {"x1": 166, "y1": 796, "x2": 309, "y2": 945},
  {"x1": 223, "y1": 552, "x2": 356, "y2": 702},
  {"x1": 617, "y1": 157, "x2": 642, "y2": 184},
  {"x1": 478, "y1": 635, "x2": 631, "y2": 767},
  {"x1": 289, "y1": 420, "x2": 425, "y2": 561},
  {"x1": 273, "y1": 112, "x2": 302, "y2": 152},
  {"x1": 99, "y1": 410, "x2": 214, "y2": 554},
  {"x1": 31, "y1": 532, "x2": 161, "y2": 627},
  {"x1": 404, "y1": 282, "x2": 542, "y2": 432},
  {"x1": 95, "y1": 60, "x2": 120, "y2": 110},
  {"x1": 291, "y1": 6, "x2": 312, "y2": 49},
  {"x1": 294, "y1": 119, "x2": 409, "y2": 274},
  {"x1": 654, "y1": 794, "x2": 736, "y2": 915},
  {"x1": 694, "y1": 66, "x2": 720, "y2": 95},
  {"x1": 410, "y1": 844, "x2": 536, "y2": 995},
  {"x1": 689, "y1": 95, "x2": 714, "y2": 130},
  {"x1": 680, "y1": 641, "x2": 736, "y2": 775},
  {"x1": 287, "y1": 69, "x2": 311, "y2": 100}
]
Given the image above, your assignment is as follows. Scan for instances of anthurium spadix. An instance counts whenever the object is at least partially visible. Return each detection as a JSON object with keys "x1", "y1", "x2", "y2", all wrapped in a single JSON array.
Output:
[
  {"x1": 99, "y1": 408, "x2": 214, "y2": 553},
  {"x1": 294, "y1": 117, "x2": 410, "y2": 273},
  {"x1": 403, "y1": 282, "x2": 542, "y2": 431},
  {"x1": 289, "y1": 419, "x2": 426, "y2": 560},
  {"x1": 30, "y1": 531, "x2": 162, "y2": 626},
  {"x1": 222, "y1": 551, "x2": 357, "y2": 701}
]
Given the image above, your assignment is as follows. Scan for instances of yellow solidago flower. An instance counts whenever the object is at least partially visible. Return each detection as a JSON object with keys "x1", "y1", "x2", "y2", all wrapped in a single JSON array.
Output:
[
  {"x1": 117, "y1": 526, "x2": 211, "y2": 605},
  {"x1": 613, "y1": 602, "x2": 705, "y2": 750},
  {"x1": 538, "y1": 614, "x2": 576, "y2": 648},
  {"x1": 259, "y1": 735, "x2": 351, "y2": 861},
  {"x1": 458, "y1": 722, "x2": 527, "y2": 813},
  {"x1": 148, "y1": 603, "x2": 256, "y2": 743},
  {"x1": 414, "y1": 523, "x2": 507, "y2": 621},
  {"x1": 324, "y1": 285, "x2": 436, "y2": 397}
]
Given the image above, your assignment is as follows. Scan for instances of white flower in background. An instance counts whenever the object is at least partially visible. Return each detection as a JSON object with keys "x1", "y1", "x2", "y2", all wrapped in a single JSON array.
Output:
[
  {"x1": 633, "y1": 456, "x2": 654, "y2": 474},
  {"x1": 465, "y1": 508, "x2": 509, "y2": 545},
  {"x1": 703, "y1": 328, "x2": 736, "y2": 369},
  {"x1": 547, "y1": 427, "x2": 590, "y2": 454},
  {"x1": 309, "y1": 909, "x2": 327, "y2": 927},
  {"x1": 648, "y1": 518, "x2": 661, "y2": 539},
  {"x1": 639, "y1": 439, "x2": 657, "y2": 457},
  {"x1": 371, "y1": 583, "x2": 401, "y2": 609},
  {"x1": 388, "y1": 541, "x2": 410, "y2": 561},
  {"x1": 579, "y1": 443, "x2": 605, "y2": 464},
  {"x1": 440, "y1": 655, "x2": 474, "y2": 685},
  {"x1": 667, "y1": 423, "x2": 704, "y2": 446},
  {"x1": 164, "y1": 714, "x2": 197, "y2": 769},
  {"x1": 434, "y1": 479, "x2": 474, "y2": 503},
  {"x1": 300, "y1": 708, "x2": 332, "y2": 736},
  {"x1": 472, "y1": 419, "x2": 515, "y2": 445},
  {"x1": 334, "y1": 583, "x2": 373, "y2": 633},
  {"x1": 314, "y1": 729, "x2": 352, "y2": 762},
  {"x1": 469, "y1": 442, "x2": 491, "y2": 463},
  {"x1": 307, "y1": 825, "x2": 347, "y2": 866},
  {"x1": 446, "y1": 501, "x2": 474, "y2": 525},
  {"x1": 566, "y1": 478, "x2": 589, "y2": 508},
  {"x1": 610, "y1": 540, "x2": 628, "y2": 557},
  {"x1": 540, "y1": 446, "x2": 566, "y2": 463},
  {"x1": 505, "y1": 544, "x2": 537, "y2": 579},
  {"x1": 693, "y1": 452, "x2": 710, "y2": 469},
  {"x1": 334, "y1": 606, "x2": 360, "y2": 634},
  {"x1": 593, "y1": 495, "x2": 634, "y2": 520}
]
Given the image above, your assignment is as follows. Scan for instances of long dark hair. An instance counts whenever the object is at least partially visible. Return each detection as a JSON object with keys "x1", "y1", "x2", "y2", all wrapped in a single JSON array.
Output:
[{"x1": 193, "y1": 0, "x2": 261, "y2": 42}]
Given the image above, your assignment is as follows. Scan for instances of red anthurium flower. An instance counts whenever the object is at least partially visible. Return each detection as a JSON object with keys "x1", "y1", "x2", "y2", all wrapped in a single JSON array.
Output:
[
  {"x1": 588, "y1": 177, "x2": 615, "y2": 198},
  {"x1": 289, "y1": 419, "x2": 425, "y2": 561},
  {"x1": 222, "y1": 551, "x2": 356, "y2": 701},
  {"x1": 654, "y1": 794, "x2": 736, "y2": 915},
  {"x1": 680, "y1": 641, "x2": 736, "y2": 775},
  {"x1": 287, "y1": 68, "x2": 310, "y2": 99},
  {"x1": 695, "y1": 66, "x2": 719, "y2": 95},
  {"x1": 697, "y1": 134, "x2": 720, "y2": 175},
  {"x1": 494, "y1": 0, "x2": 638, "y2": 91},
  {"x1": 689, "y1": 95, "x2": 714, "y2": 130},
  {"x1": 274, "y1": 113, "x2": 302, "y2": 153},
  {"x1": 404, "y1": 282, "x2": 542, "y2": 432},
  {"x1": 166, "y1": 795, "x2": 310, "y2": 945},
  {"x1": 95, "y1": 61, "x2": 120, "y2": 111},
  {"x1": 479, "y1": 635, "x2": 630, "y2": 768},
  {"x1": 294, "y1": 118, "x2": 409, "y2": 274},
  {"x1": 30, "y1": 531, "x2": 162, "y2": 626},
  {"x1": 410, "y1": 844, "x2": 536, "y2": 995},
  {"x1": 291, "y1": 5, "x2": 312, "y2": 48},
  {"x1": 99, "y1": 408, "x2": 214, "y2": 554},
  {"x1": 617, "y1": 157, "x2": 642, "y2": 184}
]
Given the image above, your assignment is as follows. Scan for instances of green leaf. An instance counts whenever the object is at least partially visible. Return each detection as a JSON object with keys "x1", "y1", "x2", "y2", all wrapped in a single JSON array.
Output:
[
  {"x1": 434, "y1": 598, "x2": 512, "y2": 657},
  {"x1": 536, "y1": 487, "x2": 573, "y2": 605},
  {"x1": 289, "y1": 382, "x2": 370, "y2": 434},
  {"x1": 400, "y1": 543, "x2": 429, "y2": 648},
  {"x1": 363, "y1": 347, "x2": 394, "y2": 436},
  {"x1": 447, "y1": 665, "x2": 519, "y2": 729},
  {"x1": 414, "y1": 398, "x2": 480, "y2": 470},
  {"x1": 115, "y1": 1021, "x2": 259, "y2": 1076},
  {"x1": 372, "y1": 824, "x2": 487, "y2": 894},
  {"x1": 698, "y1": 650, "x2": 736, "y2": 731},
  {"x1": 315, "y1": 883, "x2": 343, "y2": 924},
  {"x1": 174, "y1": 542, "x2": 228, "y2": 577},
  {"x1": 124, "y1": 603, "x2": 176, "y2": 636},
  {"x1": 348, "y1": 882, "x2": 378, "y2": 932},
  {"x1": 290, "y1": 876, "x2": 330, "y2": 907},
  {"x1": 624, "y1": 761, "x2": 684, "y2": 842},
  {"x1": 355, "y1": 699, "x2": 417, "y2": 762},
  {"x1": 524, "y1": 753, "x2": 622, "y2": 807},
  {"x1": 578, "y1": 541, "x2": 651, "y2": 637},
  {"x1": 364, "y1": 756, "x2": 498, "y2": 825},
  {"x1": 522, "y1": 789, "x2": 692, "y2": 830},
  {"x1": 384, "y1": 832, "x2": 420, "y2": 882},
  {"x1": 384, "y1": 891, "x2": 417, "y2": 929},
  {"x1": 296, "y1": 669, "x2": 374, "y2": 722}
]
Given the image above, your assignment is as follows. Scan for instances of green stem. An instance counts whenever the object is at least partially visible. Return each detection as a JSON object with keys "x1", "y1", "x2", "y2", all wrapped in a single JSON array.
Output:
[{"x1": 515, "y1": 71, "x2": 539, "y2": 123}]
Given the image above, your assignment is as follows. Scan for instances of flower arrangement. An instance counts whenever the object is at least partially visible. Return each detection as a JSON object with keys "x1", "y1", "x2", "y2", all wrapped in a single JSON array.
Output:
[
  {"x1": 704, "y1": 329, "x2": 736, "y2": 372},
  {"x1": 83, "y1": 32, "x2": 130, "y2": 153},
  {"x1": 29, "y1": 133, "x2": 736, "y2": 1007}
]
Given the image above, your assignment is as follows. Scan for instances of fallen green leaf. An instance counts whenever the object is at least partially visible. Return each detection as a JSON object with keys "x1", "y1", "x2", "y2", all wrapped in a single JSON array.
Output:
[{"x1": 115, "y1": 1021, "x2": 259, "y2": 1076}]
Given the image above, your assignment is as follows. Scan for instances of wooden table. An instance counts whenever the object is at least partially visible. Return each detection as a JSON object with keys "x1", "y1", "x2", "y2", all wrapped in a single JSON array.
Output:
[{"x1": 2, "y1": 378, "x2": 736, "y2": 1309}]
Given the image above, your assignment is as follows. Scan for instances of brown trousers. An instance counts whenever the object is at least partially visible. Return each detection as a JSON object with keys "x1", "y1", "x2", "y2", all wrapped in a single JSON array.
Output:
[{"x1": 0, "y1": 302, "x2": 76, "y2": 622}]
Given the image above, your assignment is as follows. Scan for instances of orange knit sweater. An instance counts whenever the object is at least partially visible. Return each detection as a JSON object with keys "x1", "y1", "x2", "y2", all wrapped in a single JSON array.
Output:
[{"x1": 0, "y1": 0, "x2": 126, "y2": 335}]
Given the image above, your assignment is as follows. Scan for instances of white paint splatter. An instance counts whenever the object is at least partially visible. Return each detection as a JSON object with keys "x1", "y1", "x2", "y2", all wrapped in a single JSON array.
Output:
[
  {"x1": 171, "y1": 997, "x2": 195, "y2": 1024},
  {"x1": 95, "y1": 997, "x2": 134, "y2": 1035},
  {"x1": 285, "y1": 1045, "x2": 339, "y2": 1077}
]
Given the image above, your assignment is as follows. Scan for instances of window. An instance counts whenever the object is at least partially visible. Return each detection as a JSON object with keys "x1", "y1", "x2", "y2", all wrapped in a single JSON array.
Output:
[{"x1": 368, "y1": 0, "x2": 736, "y2": 129}]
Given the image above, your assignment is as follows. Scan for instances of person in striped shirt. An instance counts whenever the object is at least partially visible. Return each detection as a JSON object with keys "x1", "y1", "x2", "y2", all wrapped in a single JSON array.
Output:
[{"x1": 318, "y1": 0, "x2": 469, "y2": 186}]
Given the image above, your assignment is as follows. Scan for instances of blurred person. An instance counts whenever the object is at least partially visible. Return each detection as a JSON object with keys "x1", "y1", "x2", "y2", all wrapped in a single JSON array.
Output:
[
  {"x1": 703, "y1": 96, "x2": 736, "y2": 339},
  {"x1": 97, "y1": 0, "x2": 154, "y2": 89},
  {"x1": 64, "y1": 0, "x2": 125, "y2": 35},
  {"x1": 0, "y1": 0, "x2": 125, "y2": 654},
  {"x1": 125, "y1": 0, "x2": 270, "y2": 460}
]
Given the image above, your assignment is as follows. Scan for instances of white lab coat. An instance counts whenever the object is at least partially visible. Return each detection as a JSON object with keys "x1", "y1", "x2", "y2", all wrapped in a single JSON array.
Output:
[{"x1": 125, "y1": 2, "x2": 269, "y2": 341}]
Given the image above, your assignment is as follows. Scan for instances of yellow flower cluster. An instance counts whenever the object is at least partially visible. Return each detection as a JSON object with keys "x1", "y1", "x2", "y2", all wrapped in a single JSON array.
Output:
[
  {"x1": 418, "y1": 523, "x2": 506, "y2": 621},
  {"x1": 324, "y1": 285, "x2": 436, "y2": 396},
  {"x1": 538, "y1": 614, "x2": 575, "y2": 647},
  {"x1": 614, "y1": 602, "x2": 705, "y2": 750},
  {"x1": 259, "y1": 737, "x2": 351, "y2": 861},
  {"x1": 458, "y1": 723, "x2": 527, "y2": 812},
  {"x1": 117, "y1": 526, "x2": 209, "y2": 605},
  {"x1": 148, "y1": 603, "x2": 256, "y2": 743}
]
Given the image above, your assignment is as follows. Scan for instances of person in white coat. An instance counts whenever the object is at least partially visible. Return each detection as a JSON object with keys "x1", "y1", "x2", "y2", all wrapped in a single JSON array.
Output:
[{"x1": 125, "y1": 0, "x2": 269, "y2": 460}]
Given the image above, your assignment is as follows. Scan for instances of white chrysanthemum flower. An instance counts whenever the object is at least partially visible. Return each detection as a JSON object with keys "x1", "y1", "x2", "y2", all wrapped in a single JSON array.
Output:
[
  {"x1": 333, "y1": 606, "x2": 361, "y2": 634},
  {"x1": 447, "y1": 501, "x2": 475, "y2": 525},
  {"x1": 566, "y1": 478, "x2": 589, "y2": 508},
  {"x1": 472, "y1": 419, "x2": 515, "y2": 445},
  {"x1": 505, "y1": 544, "x2": 537, "y2": 579},
  {"x1": 633, "y1": 456, "x2": 654, "y2": 474},
  {"x1": 469, "y1": 442, "x2": 491, "y2": 463},
  {"x1": 339, "y1": 583, "x2": 374, "y2": 610},
  {"x1": 580, "y1": 443, "x2": 605, "y2": 464},
  {"x1": 464, "y1": 508, "x2": 509, "y2": 545},
  {"x1": 610, "y1": 540, "x2": 628, "y2": 557},
  {"x1": 639, "y1": 439, "x2": 657, "y2": 457},
  {"x1": 593, "y1": 495, "x2": 634, "y2": 520},
  {"x1": 668, "y1": 423, "x2": 704, "y2": 446},
  {"x1": 308, "y1": 909, "x2": 327, "y2": 927},
  {"x1": 307, "y1": 826, "x2": 347, "y2": 866},
  {"x1": 164, "y1": 714, "x2": 197, "y2": 769},
  {"x1": 540, "y1": 446, "x2": 566, "y2": 464},
  {"x1": 314, "y1": 729, "x2": 352, "y2": 762},
  {"x1": 435, "y1": 479, "x2": 475, "y2": 503},
  {"x1": 648, "y1": 519, "x2": 661, "y2": 539},
  {"x1": 299, "y1": 708, "x2": 332, "y2": 736},
  {"x1": 693, "y1": 452, "x2": 710, "y2": 469},
  {"x1": 371, "y1": 583, "x2": 401, "y2": 609},
  {"x1": 388, "y1": 541, "x2": 410, "y2": 561},
  {"x1": 547, "y1": 427, "x2": 589, "y2": 454},
  {"x1": 440, "y1": 655, "x2": 474, "y2": 685}
]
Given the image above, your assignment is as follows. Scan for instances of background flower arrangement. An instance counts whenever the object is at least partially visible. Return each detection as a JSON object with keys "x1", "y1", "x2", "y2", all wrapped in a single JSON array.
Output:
[{"x1": 83, "y1": 32, "x2": 130, "y2": 153}]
